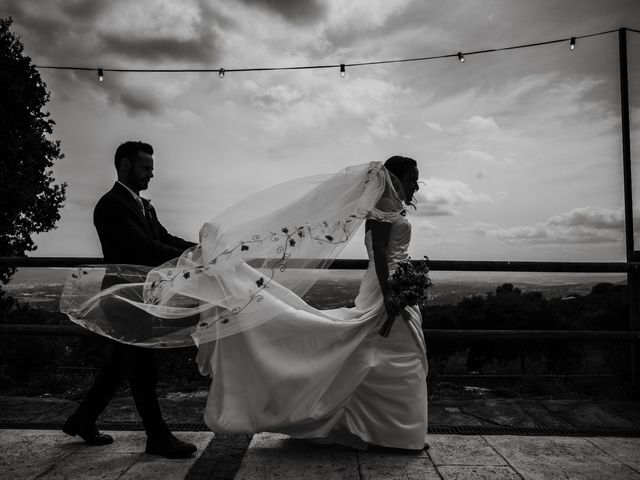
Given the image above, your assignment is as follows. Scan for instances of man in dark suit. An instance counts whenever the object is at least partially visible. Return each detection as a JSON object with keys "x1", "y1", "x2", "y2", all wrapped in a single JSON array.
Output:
[{"x1": 63, "y1": 141, "x2": 198, "y2": 458}]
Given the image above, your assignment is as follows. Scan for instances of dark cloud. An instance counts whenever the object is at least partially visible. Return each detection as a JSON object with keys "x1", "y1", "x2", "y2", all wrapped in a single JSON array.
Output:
[
  {"x1": 2, "y1": 0, "x2": 229, "y2": 115},
  {"x1": 239, "y1": 0, "x2": 326, "y2": 24},
  {"x1": 475, "y1": 207, "x2": 625, "y2": 245},
  {"x1": 99, "y1": 0, "x2": 225, "y2": 64},
  {"x1": 2, "y1": 0, "x2": 70, "y2": 53},
  {"x1": 107, "y1": 88, "x2": 162, "y2": 116},
  {"x1": 60, "y1": 0, "x2": 111, "y2": 21},
  {"x1": 100, "y1": 33, "x2": 219, "y2": 63}
]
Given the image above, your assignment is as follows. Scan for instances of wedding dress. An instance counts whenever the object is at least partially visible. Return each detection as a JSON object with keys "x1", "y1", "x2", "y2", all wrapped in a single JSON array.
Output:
[
  {"x1": 61, "y1": 162, "x2": 428, "y2": 449},
  {"x1": 195, "y1": 214, "x2": 428, "y2": 449}
]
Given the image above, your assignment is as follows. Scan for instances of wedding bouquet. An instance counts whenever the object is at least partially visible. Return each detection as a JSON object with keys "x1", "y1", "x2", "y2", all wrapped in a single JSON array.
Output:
[{"x1": 379, "y1": 257, "x2": 432, "y2": 337}]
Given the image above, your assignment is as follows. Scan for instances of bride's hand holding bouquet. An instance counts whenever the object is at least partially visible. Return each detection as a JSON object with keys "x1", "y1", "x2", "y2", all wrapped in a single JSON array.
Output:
[{"x1": 379, "y1": 257, "x2": 432, "y2": 337}]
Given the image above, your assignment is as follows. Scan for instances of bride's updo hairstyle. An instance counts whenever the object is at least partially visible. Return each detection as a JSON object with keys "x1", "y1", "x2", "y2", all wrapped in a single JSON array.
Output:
[{"x1": 384, "y1": 155, "x2": 418, "y2": 208}]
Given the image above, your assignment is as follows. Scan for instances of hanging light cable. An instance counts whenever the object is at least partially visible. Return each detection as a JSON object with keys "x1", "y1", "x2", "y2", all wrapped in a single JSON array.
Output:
[{"x1": 33, "y1": 28, "x2": 627, "y2": 77}]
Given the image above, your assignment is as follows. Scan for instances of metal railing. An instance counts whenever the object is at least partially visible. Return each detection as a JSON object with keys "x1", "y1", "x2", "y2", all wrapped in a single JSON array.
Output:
[{"x1": 1, "y1": 256, "x2": 639, "y2": 394}]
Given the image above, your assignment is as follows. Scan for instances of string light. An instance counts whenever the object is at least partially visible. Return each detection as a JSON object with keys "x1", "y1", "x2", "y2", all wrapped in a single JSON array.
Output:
[{"x1": 32, "y1": 28, "x2": 635, "y2": 78}]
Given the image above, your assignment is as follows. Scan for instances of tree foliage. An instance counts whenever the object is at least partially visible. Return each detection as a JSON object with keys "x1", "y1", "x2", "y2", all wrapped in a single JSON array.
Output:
[
  {"x1": 0, "y1": 17, "x2": 66, "y2": 283},
  {"x1": 423, "y1": 282, "x2": 629, "y2": 378}
]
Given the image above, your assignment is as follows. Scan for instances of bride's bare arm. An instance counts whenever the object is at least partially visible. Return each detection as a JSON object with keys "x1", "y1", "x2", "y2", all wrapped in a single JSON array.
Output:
[{"x1": 366, "y1": 219, "x2": 397, "y2": 319}]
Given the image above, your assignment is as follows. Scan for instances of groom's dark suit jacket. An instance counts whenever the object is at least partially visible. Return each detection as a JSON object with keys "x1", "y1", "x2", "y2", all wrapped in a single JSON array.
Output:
[
  {"x1": 94, "y1": 182, "x2": 198, "y2": 339},
  {"x1": 94, "y1": 182, "x2": 196, "y2": 267}
]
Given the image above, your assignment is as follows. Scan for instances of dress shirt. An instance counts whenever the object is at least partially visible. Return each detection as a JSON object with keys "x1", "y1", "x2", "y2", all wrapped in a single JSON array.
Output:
[{"x1": 117, "y1": 180, "x2": 146, "y2": 215}]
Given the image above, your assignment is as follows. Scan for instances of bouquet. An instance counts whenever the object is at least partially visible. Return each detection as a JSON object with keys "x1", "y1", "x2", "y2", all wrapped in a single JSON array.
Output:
[{"x1": 379, "y1": 257, "x2": 432, "y2": 337}]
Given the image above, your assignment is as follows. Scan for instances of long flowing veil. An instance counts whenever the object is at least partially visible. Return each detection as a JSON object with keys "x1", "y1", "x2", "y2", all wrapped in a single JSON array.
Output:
[{"x1": 60, "y1": 161, "x2": 404, "y2": 348}]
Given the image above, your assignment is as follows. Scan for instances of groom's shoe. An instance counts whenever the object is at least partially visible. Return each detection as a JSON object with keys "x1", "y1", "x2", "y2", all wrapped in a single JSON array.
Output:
[
  {"x1": 145, "y1": 433, "x2": 197, "y2": 458},
  {"x1": 62, "y1": 415, "x2": 113, "y2": 446}
]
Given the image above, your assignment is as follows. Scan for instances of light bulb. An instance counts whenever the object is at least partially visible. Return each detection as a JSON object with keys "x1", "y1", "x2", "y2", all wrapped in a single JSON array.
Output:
[
  {"x1": 340, "y1": 64, "x2": 345, "y2": 78},
  {"x1": 98, "y1": 68, "x2": 104, "y2": 82},
  {"x1": 457, "y1": 52, "x2": 465, "y2": 63},
  {"x1": 570, "y1": 37, "x2": 576, "y2": 50},
  {"x1": 218, "y1": 68, "x2": 225, "y2": 78}
]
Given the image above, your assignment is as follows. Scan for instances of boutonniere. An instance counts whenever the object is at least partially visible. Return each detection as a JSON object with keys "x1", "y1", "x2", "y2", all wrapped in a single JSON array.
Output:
[{"x1": 141, "y1": 198, "x2": 152, "y2": 213}]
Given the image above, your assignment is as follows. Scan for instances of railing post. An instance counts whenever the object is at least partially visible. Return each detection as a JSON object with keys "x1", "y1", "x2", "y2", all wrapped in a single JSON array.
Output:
[{"x1": 618, "y1": 27, "x2": 640, "y2": 397}]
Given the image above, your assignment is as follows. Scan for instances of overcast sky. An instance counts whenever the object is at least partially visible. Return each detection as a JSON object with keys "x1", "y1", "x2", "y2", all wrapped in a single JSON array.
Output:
[{"x1": 3, "y1": 0, "x2": 640, "y2": 262}]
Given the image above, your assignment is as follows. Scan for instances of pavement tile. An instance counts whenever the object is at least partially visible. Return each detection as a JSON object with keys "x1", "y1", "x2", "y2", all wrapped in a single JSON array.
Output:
[
  {"x1": 0, "y1": 429, "x2": 82, "y2": 480},
  {"x1": 69, "y1": 431, "x2": 213, "y2": 455},
  {"x1": 38, "y1": 453, "x2": 140, "y2": 480},
  {"x1": 457, "y1": 399, "x2": 537, "y2": 427},
  {"x1": 426, "y1": 434, "x2": 507, "y2": 466},
  {"x1": 234, "y1": 433, "x2": 359, "y2": 480},
  {"x1": 603, "y1": 401, "x2": 640, "y2": 425},
  {"x1": 587, "y1": 437, "x2": 640, "y2": 472},
  {"x1": 516, "y1": 400, "x2": 574, "y2": 428},
  {"x1": 119, "y1": 458, "x2": 197, "y2": 480},
  {"x1": 0, "y1": 397, "x2": 73, "y2": 423},
  {"x1": 428, "y1": 405, "x2": 486, "y2": 426},
  {"x1": 539, "y1": 400, "x2": 637, "y2": 429},
  {"x1": 437, "y1": 465, "x2": 522, "y2": 480},
  {"x1": 486, "y1": 435, "x2": 640, "y2": 480},
  {"x1": 71, "y1": 431, "x2": 148, "y2": 454},
  {"x1": 358, "y1": 451, "x2": 440, "y2": 480}
]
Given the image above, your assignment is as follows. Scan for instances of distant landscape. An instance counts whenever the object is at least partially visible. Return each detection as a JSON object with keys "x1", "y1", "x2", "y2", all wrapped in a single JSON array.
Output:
[
  {"x1": 1, "y1": 268, "x2": 631, "y2": 399},
  {"x1": 3, "y1": 267, "x2": 628, "y2": 311}
]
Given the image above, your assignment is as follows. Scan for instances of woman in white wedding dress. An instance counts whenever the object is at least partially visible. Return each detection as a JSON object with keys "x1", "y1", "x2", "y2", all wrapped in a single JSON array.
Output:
[
  {"x1": 195, "y1": 156, "x2": 427, "y2": 450},
  {"x1": 62, "y1": 157, "x2": 428, "y2": 450}
]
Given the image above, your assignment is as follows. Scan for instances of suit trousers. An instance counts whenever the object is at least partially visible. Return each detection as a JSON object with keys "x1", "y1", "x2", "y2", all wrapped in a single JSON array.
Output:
[{"x1": 73, "y1": 340, "x2": 169, "y2": 437}]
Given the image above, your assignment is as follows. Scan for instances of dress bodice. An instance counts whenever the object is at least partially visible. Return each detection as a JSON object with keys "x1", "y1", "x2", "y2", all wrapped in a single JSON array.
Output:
[{"x1": 365, "y1": 214, "x2": 411, "y2": 271}]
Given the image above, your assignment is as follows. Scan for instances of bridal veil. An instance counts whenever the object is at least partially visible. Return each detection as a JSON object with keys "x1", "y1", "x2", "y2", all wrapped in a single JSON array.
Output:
[{"x1": 60, "y1": 161, "x2": 404, "y2": 348}]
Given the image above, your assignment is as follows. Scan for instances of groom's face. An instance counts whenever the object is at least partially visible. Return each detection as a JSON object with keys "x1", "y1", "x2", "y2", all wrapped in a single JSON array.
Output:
[{"x1": 125, "y1": 152, "x2": 154, "y2": 191}]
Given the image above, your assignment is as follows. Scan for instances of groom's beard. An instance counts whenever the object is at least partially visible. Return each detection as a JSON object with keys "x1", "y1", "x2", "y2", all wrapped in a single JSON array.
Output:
[{"x1": 126, "y1": 174, "x2": 150, "y2": 192}]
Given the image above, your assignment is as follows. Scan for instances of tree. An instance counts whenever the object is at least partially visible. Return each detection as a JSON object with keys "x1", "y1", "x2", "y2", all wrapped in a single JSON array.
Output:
[{"x1": 0, "y1": 17, "x2": 66, "y2": 284}]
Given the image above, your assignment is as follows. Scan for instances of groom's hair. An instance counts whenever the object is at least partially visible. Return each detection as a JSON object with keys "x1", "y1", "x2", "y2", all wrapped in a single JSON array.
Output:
[{"x1": 114, "y1": 141, "x2": 154, "y2": 169}]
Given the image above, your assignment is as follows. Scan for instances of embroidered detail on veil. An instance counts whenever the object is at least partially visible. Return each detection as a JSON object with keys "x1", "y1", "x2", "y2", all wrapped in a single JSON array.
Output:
[{"x1": 60, "y1": 161, "x2": 405, "y2": 348}]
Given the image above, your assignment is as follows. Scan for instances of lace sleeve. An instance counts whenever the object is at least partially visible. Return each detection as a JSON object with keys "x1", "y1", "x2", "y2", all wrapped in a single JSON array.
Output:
[{"x1": 362, "y1": 163, "x2": 404, "y2": 222}]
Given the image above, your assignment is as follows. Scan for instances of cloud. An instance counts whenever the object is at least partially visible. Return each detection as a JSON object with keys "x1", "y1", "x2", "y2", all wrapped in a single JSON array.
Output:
[
  {"x1": 368, "y1": 113, "x2": 397, "y2": 139},
  {"x1": 325, "y1": 0, "x2": 412, "y2": 34},
  {"x1": 4, "y1": 0, "x2": 225, "y2": 115},
  {"x1": 474, "y1": 206, "x2": 625, "y2": 244},
  {"x1": 464, "y1": 115, "x2": 499, "y2": 131},
  {"x1": 60, "y1": 0, "x2": 111, "y2": 21},
  {"x1": 415, "y1": 178, "x2": 497, "y2": 216},
  {"x1": 108, "y1": 88, "x2": 162, "y2": 116},
  {"x1": 251, "y1": 84, "x2": 304, "y2": 110},
  {"x1": 459, "y1": 149, "x2": 499, "y2": 164},
  {"x1": 99, "y1": 33, "x2": 219, "y2": 63},
  {"x1": 242, "y1": 74, "x2": 403, "y2": 142},
  {"x1": 239, "y1": 0, "x2": 327, "y2": 24},
  {"x1": 96, "y1": 1, "x2": 224, "y2": 64}
]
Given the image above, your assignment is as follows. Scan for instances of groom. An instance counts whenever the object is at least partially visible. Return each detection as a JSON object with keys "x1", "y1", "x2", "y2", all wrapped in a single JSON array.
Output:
[{"x1": 62, "y1": 141, "x2": 198, "y2": 458}]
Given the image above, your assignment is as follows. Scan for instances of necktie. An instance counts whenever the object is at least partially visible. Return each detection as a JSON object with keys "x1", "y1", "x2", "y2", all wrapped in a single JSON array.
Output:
[{"x1": 136, "y1": 197, "x2": 145, "y2": 217}]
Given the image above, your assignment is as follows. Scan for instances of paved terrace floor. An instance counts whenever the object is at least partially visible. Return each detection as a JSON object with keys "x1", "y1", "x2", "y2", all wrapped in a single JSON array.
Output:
[{"x1": 1, "y1": 395, "x2": 640, "y2": 479}]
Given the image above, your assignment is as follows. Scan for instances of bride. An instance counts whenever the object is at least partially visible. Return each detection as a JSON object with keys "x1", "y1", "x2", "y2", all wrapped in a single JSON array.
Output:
[{"x1": 62, "y1": 156, "x2": 428, "y2": 450}]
